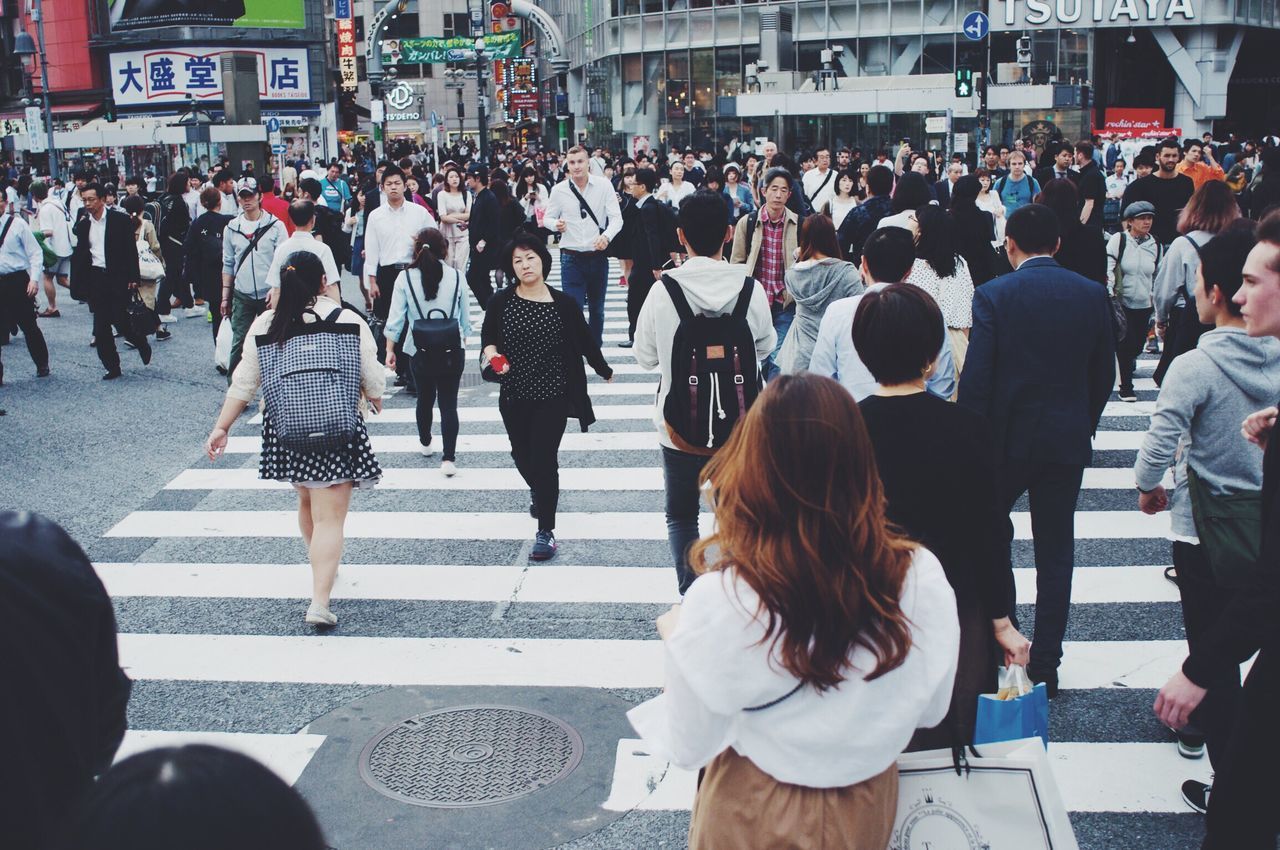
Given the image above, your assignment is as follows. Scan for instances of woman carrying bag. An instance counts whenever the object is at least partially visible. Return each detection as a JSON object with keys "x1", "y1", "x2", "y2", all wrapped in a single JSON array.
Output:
[
  {"x1": 204, "y1": 251, "x2": 384, "y2": 628},
  {"x1": 628, "y1": 373, "x2": 960, "y2": 849},
  {"x1": 481, "y1": 232, "x2": 613, "y2": 562},
  {"x1": 384, "y1": 227, "x2": 470, "y2": 477}
]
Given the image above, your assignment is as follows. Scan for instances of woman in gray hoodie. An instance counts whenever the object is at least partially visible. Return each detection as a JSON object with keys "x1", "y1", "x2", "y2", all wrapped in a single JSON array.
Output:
[
  {"x1": 777, "y1": 214, "x2": 862, "y2": 374},
  {"x1": 1134, "y1": 221, "x2": 1280, "y2": 812}
]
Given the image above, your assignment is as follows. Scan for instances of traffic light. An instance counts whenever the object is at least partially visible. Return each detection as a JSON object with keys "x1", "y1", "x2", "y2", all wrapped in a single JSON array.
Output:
[
  {"x1": 104, "y1": 99, "x2": 117, "y2": 123},
  {"x1": 955, "y1": 67, "x2": 973, "y2": 98},
  {"x1": 1017, "y1": 36, "x2": 1033, "y2": 67}
]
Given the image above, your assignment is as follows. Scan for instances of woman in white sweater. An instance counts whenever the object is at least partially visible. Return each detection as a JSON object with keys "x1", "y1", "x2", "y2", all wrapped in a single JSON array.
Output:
[{"x1": 629, "y1": 373, "x2": 960, "y2": 849}]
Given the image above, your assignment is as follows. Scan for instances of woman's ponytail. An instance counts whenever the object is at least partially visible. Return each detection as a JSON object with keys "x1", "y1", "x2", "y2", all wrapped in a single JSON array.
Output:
[
  {"x1": 412, "y1": 226, "x2": 448, "y2": 300},
  {"x1": 265, "y1": 251, "x2": 326, "y2": 346}
]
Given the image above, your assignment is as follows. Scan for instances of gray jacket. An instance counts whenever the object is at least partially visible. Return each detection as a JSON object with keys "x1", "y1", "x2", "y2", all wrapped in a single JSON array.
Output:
[
  {"x1": 1152, "y1": 230, "x2": 1210, "y2": 323},
  {"x1": 222, "y1": 212, "x2": 288, "y2": 300},
  {"x1": 1106, "y1": 231, "x2": 1162, "y2": 310},
  {"x1": 778, "y1": 257, "x2": 863, "y2": 374},
  {"x1": 1135, "y1": 327, "x2": 1280, "y2": 538}
]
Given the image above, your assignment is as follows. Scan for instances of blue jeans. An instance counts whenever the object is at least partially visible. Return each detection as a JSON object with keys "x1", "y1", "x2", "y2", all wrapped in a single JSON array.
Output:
[
  {"x1": 560, "y1": 250, "x2": 608, "y2": 347},
  {"x1": 662, "y1": 446, "x2": 711, "y2": 594},
  {"x1": 762, "y1": 303, "x2": 795, "y2": 380}
]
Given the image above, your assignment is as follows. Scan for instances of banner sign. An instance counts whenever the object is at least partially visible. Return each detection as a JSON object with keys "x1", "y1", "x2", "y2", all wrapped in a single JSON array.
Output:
[
  {"x1": 109, "y1": 47, "x2": 311, "y2": 106},
  {"x1": 107, "y1": 0, "x2": 304, "y2": 32},
  {"x1": 337, "y1": 19, "x2": 358, "y2": 91},
  {"x1": 992, "y1": 0, "x2": 1194, "y2": 29},
  {"x1": 500, "y1": 57, "x2": 538, "y2": 122},
  {"x1": 382, "y1": 32, "x2": 521, "y2": 64},
  {"x1": 1097, "y1": 108, "x2": 1169, "y2": 136}
]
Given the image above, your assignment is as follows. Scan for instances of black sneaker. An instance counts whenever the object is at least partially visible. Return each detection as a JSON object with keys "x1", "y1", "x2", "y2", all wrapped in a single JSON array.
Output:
[
  {"x1": 1176, "y1": 731, "x2": 1206, "y2": 760},
  {"x1": 155, "y1": 328, "x2": 173, "y2": 341},
  {"x1": 102, "y1": 370, "x2": 122, "y2": 380},
  {"x1": 530, "y1": 530, "x2": 557, "y2": 561},
  {"x1": 1118, "y1": 391, "x2": 1137, "y2": 402},
  {"x1": 1181, "y1": 779, "x2": 1210, "y2": 814}
]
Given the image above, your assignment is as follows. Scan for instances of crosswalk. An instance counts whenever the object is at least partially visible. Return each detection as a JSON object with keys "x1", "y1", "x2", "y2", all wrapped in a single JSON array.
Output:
[{"x1": 101, "y1": 257, "x2": 1208, "y2": 848}]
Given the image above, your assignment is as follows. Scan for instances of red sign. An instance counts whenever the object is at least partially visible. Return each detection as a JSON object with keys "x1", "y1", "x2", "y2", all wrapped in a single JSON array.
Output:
[
  {"x1": 509, "y1": 92, "x2": 539, "y2": 110},
  {"x1": 1096, "y1": 108, "x2": 1179, "y2": 138}
]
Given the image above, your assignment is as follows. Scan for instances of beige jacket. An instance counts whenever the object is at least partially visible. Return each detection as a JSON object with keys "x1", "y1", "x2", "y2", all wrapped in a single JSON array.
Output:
[{"x1": 729, "y1": 206, "x2": 800, "y2": 280}]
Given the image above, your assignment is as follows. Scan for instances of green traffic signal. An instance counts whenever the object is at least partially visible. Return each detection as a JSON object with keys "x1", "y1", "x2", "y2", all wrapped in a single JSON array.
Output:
[{"x1": 955, "y1": 67, "x2": 973, "y2": 98}]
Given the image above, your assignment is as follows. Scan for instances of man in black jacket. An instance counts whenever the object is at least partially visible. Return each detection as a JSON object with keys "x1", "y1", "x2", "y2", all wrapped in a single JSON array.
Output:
[
  {"x1": 71, "y1": 183, "x2": 151, "y2": 379},
  {"x1": 0, "y1": 511, "x2": 131, "y2": 850},
  {"x1": 465, "y1": 164, "x2": 499, "y2": 308},
  {"x1": 1156, "y1": 210, "x2": 1280, "y2": 847},
  {"x1": 621, "y1": 169, "x2": 676, "y2": 347},
  {"x1": 959, "y1": 204, "x2": 1115, "y2": 697}
]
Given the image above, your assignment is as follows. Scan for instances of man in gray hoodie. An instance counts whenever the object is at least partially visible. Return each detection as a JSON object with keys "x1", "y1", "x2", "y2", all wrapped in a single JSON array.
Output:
[
  {"x1": 1137, "y1": 222, "x2": 1280, "y2": 817},
  {"x1": 634, "y1": 190, "x2": 776, "y2": 593}
]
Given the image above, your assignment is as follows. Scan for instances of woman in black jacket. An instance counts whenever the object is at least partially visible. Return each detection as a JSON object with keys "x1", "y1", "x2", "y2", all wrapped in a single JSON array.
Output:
[
  {"x1": 182, "y1": 186, "x2": 234, "y2": 345},
  {"x1": 156, "y1": 171, "x2": 194, "y2": 319},
  {"x1": 948, "y1": 175, "x2": 1001, "y2": 285},
  {"x1": 491, "y1": 179, "x2": 529, "y2": 288},
  {"x1": 481, "y1": 232, "x2": 613, "y2": 561},
  {"x1": 1038, "y1": 178, "x2": 1107, "y2": 286}
]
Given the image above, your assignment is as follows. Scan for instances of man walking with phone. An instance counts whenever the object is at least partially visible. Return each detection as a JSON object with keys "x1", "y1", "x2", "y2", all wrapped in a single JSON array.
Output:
[{"x1": 544, "y1": 145, "x2": 622, "y2": 347}]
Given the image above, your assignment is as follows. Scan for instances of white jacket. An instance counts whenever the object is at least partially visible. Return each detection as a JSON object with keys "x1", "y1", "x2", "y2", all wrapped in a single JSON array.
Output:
[{"x1": 633, "y1": 257, "x2": 777, "y2": 450}]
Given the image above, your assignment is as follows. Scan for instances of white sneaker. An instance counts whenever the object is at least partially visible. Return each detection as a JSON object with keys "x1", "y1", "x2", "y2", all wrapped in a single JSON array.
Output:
[
  {"x1": 304, "y1": 603, "x2": 337, "y2": 626},
  {"x1": 441, "y1": 460, "x2": 457, "y2": 477},
  {"x1": 420, "y1": 444, "x2": 437, "y2": 457},
  {"x1": 185, "y1": 306, "x2": 206, "y2": 318}
]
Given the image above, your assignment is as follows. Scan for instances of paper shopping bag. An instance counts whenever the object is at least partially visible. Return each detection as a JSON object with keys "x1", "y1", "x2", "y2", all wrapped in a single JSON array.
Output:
[
  {"x1": 890, "y1": 737, "x2": 1079, "y2": 850},
  {"x1": 973, "y1": 665, "x2": 1050, "y2": 747}
]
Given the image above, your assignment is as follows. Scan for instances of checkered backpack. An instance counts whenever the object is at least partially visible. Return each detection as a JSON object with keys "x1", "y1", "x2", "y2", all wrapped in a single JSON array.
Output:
[{"x1": 256, "y1": 307, "x2": 362, "y2": 452}]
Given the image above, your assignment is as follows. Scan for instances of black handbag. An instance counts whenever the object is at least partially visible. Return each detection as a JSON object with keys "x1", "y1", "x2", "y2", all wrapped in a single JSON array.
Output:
[
  {"x1": 1186, "y1": 464, "x2": 1263, "y2": 589},
  {"x1": 406, "y1": 268, "x2": 465, "y2": 377},
  {"x1": 127, "y1": 289, "x2": 160, "y2": 337}
]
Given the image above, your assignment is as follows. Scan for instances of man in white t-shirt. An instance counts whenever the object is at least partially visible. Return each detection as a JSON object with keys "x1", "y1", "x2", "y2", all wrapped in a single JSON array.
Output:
[
  {"x1": 265, "y1": 199, "x2": 341, "y2": 308},
  {"x1": 801, "y1": 146, "x2": 837, "y2": 212}
]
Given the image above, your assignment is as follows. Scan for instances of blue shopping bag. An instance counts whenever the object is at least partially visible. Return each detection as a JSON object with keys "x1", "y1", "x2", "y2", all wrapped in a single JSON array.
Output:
[{"x1": 973, "y1": 666, "x2": 1050, "y2": 748}]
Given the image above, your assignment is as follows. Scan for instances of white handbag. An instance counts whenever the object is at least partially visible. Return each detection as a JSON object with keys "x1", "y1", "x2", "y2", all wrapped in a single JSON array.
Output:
[
  {"x1": 890, "y1": 737, "x2": 1079, "y2": 850},
  {"x1": 214, "y1": 318, "x2": 232, "y2": 372},
  {"x1": 137, "y1": 239, "x2": 165, "y2": 281}
]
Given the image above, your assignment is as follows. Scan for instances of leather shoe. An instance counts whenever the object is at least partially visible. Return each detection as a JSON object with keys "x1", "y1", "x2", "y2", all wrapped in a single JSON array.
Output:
[
  {"x1": 617, "y1": 339, "x2": 634, "y2": 348},
  {"x1": 139, "y1": 342, "x2": 153, "y2": 365},
  {"x1": 102, "y1": 370, "x2": 122, "y2": 380},
  {"x1": 36, "y1": 367, "x2": 50, "y2": 377}
]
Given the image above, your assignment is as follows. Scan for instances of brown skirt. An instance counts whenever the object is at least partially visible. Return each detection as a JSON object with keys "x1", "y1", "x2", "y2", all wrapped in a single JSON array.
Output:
[{"x1": 688, "y1": 748, "x2": 898, "y2": 850}]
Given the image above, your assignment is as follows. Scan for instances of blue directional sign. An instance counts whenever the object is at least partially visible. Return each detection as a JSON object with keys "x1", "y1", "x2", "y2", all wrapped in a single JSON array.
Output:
[
  {"x1": 963, "y1": 10, "x2": 989, "y2": 41},
  {"x1": 265, "y1": 117, "x2": 281, "y2": 133},
  {"x1": 271, "y1": 143, "x2": 288, "y2": 155},
  {"x1": 429, "y1": 110, "x2": 441, "y2": 128}
]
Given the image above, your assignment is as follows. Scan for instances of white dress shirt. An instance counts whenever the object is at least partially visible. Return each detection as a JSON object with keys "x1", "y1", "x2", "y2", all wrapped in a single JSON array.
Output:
[
  {"x1": 0, "y1": 212, "x2": 44, "y2": 282},
  {"x1": 364, "y1": 199, "x2": 436, "y2": 273},
  {"x1": 802, "y1": 167, "x2": 838, "y2": 211},
  {"x1": 88, "y1": 209, "x2": 109, "y2": 269},
  {"x1": 219, "y1": 192, "x2": 238, "y2": 216},
  {"x1": 266, "y1": 231, "x2": 341, "y2": 290},
  {"x1": 543, "y1": 174, "x2": 623, "y2": 252},
  {"x1": 628, "y1": 549, "x2": 959, "y2": 786}
]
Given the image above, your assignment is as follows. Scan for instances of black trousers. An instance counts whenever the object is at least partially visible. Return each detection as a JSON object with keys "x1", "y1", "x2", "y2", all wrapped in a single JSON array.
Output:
[
  {"x1": 89, "y1": 272, "x2": 150, "y2": 373},
  {"x1": 465, "y1": 252, "x2": 496, "y2": 310},
  {"x1": 1172, "y1": 542, "x2": 1241, "y2": 770},
  {"x1": 1117, "y1": 306, "x2": 1152, "y2": 395},
  {"x1": 156, "y1": 242, "x2": 190, "y2": 315},
  {"x1": 1203, "y1": 648, "x2": 1280, "y2": 849},
  {"x1": 499, "y1": 395, "x2": 569, "y2": 532},
  {"x1": 376, "y1": 266, "x2": 410, "y2": 380},
  {"x1": 410, "y1": 356, "x2": 462, "y2": 461},
  {"x1": 1000, "y1": 460, "x2": 1084, "y2": 677},
  {"x1": 0, "y1": 271, "x2": 48, "y2": 382},
  {"x1": 627, "y1": 265, "x2": 658, "y2": 340}
]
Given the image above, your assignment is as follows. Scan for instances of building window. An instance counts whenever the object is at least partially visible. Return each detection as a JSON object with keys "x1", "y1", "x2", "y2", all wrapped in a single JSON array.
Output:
[{"x1": 443, "y1": 11, "x2": 470, "y2": 38}]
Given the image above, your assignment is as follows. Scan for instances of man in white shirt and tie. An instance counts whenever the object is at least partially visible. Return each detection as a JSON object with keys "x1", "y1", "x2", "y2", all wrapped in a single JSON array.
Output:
[
  {"x1": 543, "y1": 145, "x2": 622, "y2": 346},
  {"x1": 0, "y1": 193, "x2": 50, "y2": 385}
]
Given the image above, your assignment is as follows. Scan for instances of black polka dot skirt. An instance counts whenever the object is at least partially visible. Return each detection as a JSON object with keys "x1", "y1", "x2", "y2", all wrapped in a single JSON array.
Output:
[{"x1": 259, "y1": 414, "x2": 382, "y2": 489}]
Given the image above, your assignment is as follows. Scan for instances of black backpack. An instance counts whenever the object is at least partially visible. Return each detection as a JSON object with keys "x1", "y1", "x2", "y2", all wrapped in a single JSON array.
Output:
[
  {"x1": 197, "y1": 217, "x2": 229, "y2": 275},
  {"x1": 662, "y1": 274, "x2": 762, "y2": 453}
]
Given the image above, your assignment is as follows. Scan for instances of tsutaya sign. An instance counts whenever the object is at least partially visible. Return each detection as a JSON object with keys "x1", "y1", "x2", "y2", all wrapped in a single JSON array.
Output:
[{"x1": 993, "y1": 0, "x2": 1195, "y2": 27}]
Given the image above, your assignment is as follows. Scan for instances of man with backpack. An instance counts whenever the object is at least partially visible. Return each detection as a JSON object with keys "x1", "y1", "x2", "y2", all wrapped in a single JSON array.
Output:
[
  {"x1": 221, "y1": 178, "x2": 288, "y2": 380},
  {"x1": 634, "y1": 190, "x2": 776, "y2": 594},
  {"x1": 994, "y1": 151, "x2": 1041, "y2": 216},
  {"x1": 182, "y1": 186, "x2": 233, "y2": 344}
]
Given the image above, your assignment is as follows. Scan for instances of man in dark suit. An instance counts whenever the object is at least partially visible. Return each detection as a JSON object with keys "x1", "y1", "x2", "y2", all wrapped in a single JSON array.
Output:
[
  {"x1": 934, "y1": 160, "x2": 964, "y2": 211},
  {"x1": 620, "y1": 168, "x2": 676, "y2": 347},
  {"x1": 465, "y1": 164, "x2": 499, "y2": 308},
  {"x1": 958, "y1": 203, "x2": 1115, "y2": 696},
  {"x1": 72, "y1": 183, "x2": 150, "y2": 379},
  {"x1": 1035, "y1": 140, "x2": 1076, "y2": 190}
]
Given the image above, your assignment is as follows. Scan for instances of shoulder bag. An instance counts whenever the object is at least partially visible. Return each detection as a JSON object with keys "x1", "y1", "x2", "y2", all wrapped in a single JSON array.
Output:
[
  {"x1": 1186, "y1": 462, "x2": 1263, "y2": 589},
  {"x1": 405, "y1": 267, "x2": 466, "y2": 377},
  {"x1": 1108, "y1": 233, "x2": 1128, "y2": 343},
  {"x1": 567, "y1": 179, "x2": 606, "y2": 234}
]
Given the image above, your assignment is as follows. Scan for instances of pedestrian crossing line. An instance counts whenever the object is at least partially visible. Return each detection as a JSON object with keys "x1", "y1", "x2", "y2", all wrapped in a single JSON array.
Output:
[
  {"x1": 115, "y1": 633, "x2": 1197, "y2": 690},
  {"x1": 260, "y1": 403, "x2": 657, "y2": 426},
  {"x1": 602, "y1": 739, "x2": 1210, "y2": 815},
  {"x1": 92, "y1": 562, "x2": 1175, "y2": 606},
  {"x1": 103, "y1": 509, "x2": 1172, "y2": 540},
  {"x1": 1101, "y1": 401, "x2": 1157, "y2": 417},
  {"x1": 116, "y1": 730, "x2": 325, "y2": 786}
]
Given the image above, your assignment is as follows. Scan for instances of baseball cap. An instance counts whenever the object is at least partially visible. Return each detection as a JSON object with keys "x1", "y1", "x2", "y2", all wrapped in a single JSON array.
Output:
[
  {"x1": 235, "y1": 177, "x2": 259, "y2": 196},
  {"x1": 466, "y1": 163, "x2": 487, "y2": 178},
  {"x1": 1123, "y1": 200, "x2": 1155, "y2": 220}
]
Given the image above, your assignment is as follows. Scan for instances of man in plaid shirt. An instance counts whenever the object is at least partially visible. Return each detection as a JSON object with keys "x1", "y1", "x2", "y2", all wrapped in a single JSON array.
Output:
[{"x1": 731, "y1": 167, "x2": 800, "y2": 379}]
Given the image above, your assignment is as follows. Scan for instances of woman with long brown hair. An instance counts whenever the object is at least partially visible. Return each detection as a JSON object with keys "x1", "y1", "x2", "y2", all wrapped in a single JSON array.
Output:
[
  {"x1": 777, "y1": 214, "x2": 861, "y2": 374},
  {"x1": 628, "y1": 373, "x2": 960, "y2": 849}
]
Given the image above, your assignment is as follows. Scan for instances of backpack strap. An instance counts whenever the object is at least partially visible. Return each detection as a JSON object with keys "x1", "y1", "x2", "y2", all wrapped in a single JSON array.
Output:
[
  {"x1": 404, "y1": 270, "x2": 427, "y2": 321},
  {"x1": 732, "y1": 276, "x2": 756, "y2": 320},
  {"x1": 661, "y1": 274, "x2": 696, "y2": 323}
]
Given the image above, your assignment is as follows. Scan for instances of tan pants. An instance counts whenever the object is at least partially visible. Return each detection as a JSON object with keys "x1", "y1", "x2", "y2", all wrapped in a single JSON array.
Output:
[
  {"x1": 137, "y1": 281, "x2": 158, "y2": 311},
  {"x1": 947, "y1": 327, "x2": 970, "y2": 399},
  {"x1": 689, "y1": 748, "x2": 898, "y2": 850}
]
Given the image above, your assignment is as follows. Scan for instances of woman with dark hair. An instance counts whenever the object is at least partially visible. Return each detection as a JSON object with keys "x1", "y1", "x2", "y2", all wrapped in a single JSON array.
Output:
[
  {"x1": 822, "y1": 170, "x2": 859, "y2": 230},
  {"x1": 156, "y1": 170, "x2": 196, "y2": 320},
  {"x1": 121, "y1": 193, "x2": 165, "y2": 322},
  {"x1": 205, "y1": 251, "x2": 384, "y2": 626},
  {"x1": 853, "y1": 284, "x2": 1028, "y2": 750},
  {"x1": 55, "y1": 745, "x2": 327, "y2": 850},
  {"x1": 342, "y1": 186, "x2": 366, "y2": 280},
  {"x1": 1153, "y1": 179, "x2": 1246, "y2": 379},
  {"x1": 404, "y1": 174, "x2": 430, "y2": 209},
  {"x1": 1135, "y1": 221, "x2": 1280, "y2": 805},
  {"x1": 610, "y1": 166, "x2": 639, "y2": 288},
  {"x1": 384, "y1": 227, "x2": 470, "y2": 476},
  {"x1": 490, "y1": 179, "x2": 528, "y2": 286},
  {"x1": 877, "y1": 171, "x2": 933, "y2": 236},
  {"x1": 778, "y1": 213, "x2": 861, "y2": 374},
  {"x1": 628, "y1": 372, "x2": 960, "y2": 848},
  {"x1": 517, "y1": 164, "x2": 550, "y2": 223},
  {"x1": 436, "y1": 166, "x2": 471, "y2": 273},
  {"x1": 1036, "y1": 177, "x2": 1106, "y2": 286},
  {"x1": 909, "y1": 204, "x2": 975, "y2": 377},
  {"x1": 948, "y1": 174, "x2": 1000, "y2": 285},
  {"x1": 481, "y1": 232, "x2": 613, "y2": 561},
  {"x1": 182, "y1": 185, "x2": 234, "y2": 346},
  {"x1": 974, "y1": 167, "x2": 1007, "y2": 243}
]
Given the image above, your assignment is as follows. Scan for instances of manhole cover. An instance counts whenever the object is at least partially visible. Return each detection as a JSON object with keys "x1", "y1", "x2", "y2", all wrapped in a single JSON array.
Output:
[{"x1": 358, "y1": 705, "x2": 584, "y2": 808}]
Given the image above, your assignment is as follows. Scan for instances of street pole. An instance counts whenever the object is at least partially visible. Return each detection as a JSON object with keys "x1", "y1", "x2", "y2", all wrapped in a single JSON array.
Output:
[
  {"x1": 468, "y1": 0, "x2": 489, "y2": 165},
  {"x1": 32, "y1": 0, "x2": 57, "y2": 179},
  {"x1": 364, "y1": 0, "x2": 408, "y2": 162}
]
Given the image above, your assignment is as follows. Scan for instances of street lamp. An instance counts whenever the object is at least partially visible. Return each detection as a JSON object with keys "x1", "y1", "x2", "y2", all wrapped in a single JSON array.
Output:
[
  {"x1": 443, "y1": 68, "x2": 467, "y2": 144},
  {"x1": 11, "y1": 0, "x2": 59, "y2": 179},
  {"x1": 474, "y1": 35, "x2": 489, "y2": 166}
]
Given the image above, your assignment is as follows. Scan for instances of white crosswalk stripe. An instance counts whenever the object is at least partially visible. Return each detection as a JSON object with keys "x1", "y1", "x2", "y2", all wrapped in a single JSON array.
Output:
[{"x1": 102, "y1": 252, "x2": 1198, "y2": 844}]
